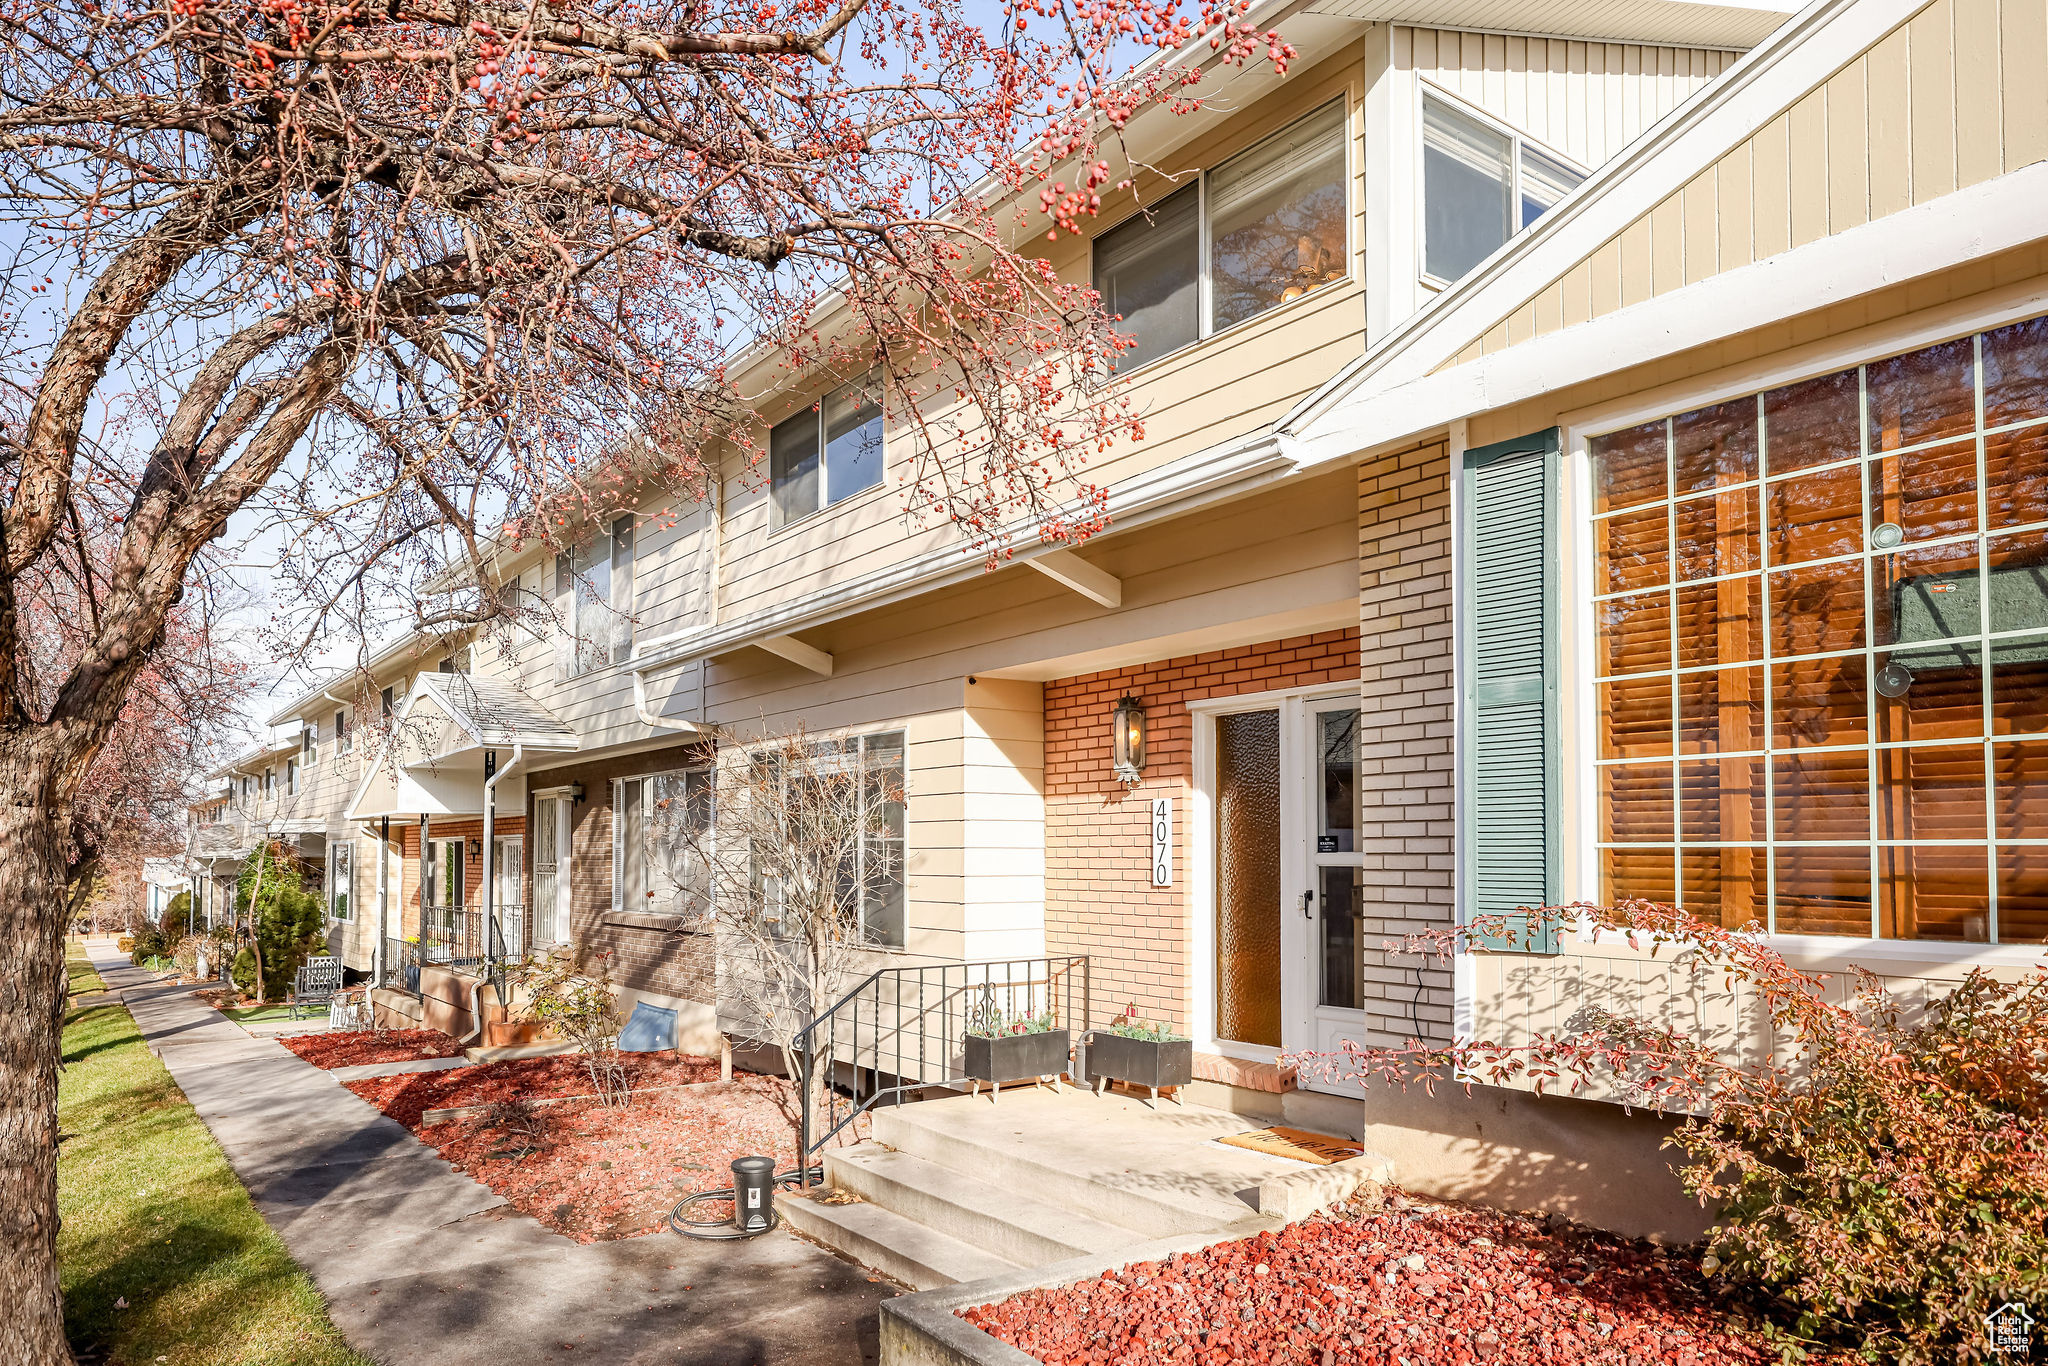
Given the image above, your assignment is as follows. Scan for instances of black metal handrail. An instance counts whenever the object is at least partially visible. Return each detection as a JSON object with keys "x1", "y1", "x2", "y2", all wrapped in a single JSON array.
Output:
[
  {"x1": 792, "y1": 955, "x2": 1090, "y2": 1184},
  {"x1": 415, "y1": 904, "x2": 523, "y2": 996}
]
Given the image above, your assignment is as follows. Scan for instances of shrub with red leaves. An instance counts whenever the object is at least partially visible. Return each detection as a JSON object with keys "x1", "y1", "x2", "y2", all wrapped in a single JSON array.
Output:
[
  {"x1": 962, "y1": 1197, "x2": 1781, "y2": 1366},
  {"x1": 1290, "y1": 901, "x2": 2048, "y2": 1365},
  {"x1": 281, "y1": 1028, "x2": 468, "y2": 1069}
]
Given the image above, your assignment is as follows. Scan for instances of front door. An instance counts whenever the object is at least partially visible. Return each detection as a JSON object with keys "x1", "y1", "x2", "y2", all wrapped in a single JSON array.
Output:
[
  {"x1": 492, "y1": 835, "x2": 524, "y2": 956},
  {"x1": 1209, "y1": 692, "x2": 1368, "y2": 1067}
]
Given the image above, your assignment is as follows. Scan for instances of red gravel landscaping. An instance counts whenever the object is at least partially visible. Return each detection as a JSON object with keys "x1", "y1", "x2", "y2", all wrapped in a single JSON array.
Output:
[
  {"x1": 961, "y1": 1194, "x2": 1788, "y2": 1366},
  {"x1": 282, "y1": 1028, "x2": 469, "y2": 1069},
  {"x1": 344, "y1": 1054, "x2": 826, "y2": 1241}
]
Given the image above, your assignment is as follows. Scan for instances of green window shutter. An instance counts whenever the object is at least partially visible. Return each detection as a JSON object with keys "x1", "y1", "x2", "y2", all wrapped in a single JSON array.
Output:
[{"x1": 1460, "y1": 429, "x2": 1561, "y2": 954}]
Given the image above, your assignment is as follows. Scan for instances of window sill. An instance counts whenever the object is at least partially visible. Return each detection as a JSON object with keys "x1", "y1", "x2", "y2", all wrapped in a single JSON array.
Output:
[
  {"x1": 766, "y1": 479, "x2": 891, "y2": 544},
  {"x1": 601, "y1": 909, "x2": 705, "y2": 933}
]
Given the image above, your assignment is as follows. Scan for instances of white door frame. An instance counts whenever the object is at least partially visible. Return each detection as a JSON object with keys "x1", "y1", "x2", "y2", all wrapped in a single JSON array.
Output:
[{"x1": 1189, "y1": 681, "x2": 1366, "y2": 1064}]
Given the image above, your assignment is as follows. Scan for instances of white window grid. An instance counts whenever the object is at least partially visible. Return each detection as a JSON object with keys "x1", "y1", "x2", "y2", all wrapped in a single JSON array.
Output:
[{"x1": 1585, "y1": 329, "x2": 2048, "y2": 942}]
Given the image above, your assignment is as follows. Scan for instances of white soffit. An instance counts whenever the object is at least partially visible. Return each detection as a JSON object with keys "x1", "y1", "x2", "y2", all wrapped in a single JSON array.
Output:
[{"x1": 1302, "y1": 0, "x2": 1794, "y2": 48}]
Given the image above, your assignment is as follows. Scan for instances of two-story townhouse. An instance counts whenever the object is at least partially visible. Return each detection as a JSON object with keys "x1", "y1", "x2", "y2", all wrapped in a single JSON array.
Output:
[
  {"x1": 307, "y1": 0, "x2": 1827, "y2": 1222},
  {"x1": 262, "y1": 632, "x2": 479, "y2": 979}
]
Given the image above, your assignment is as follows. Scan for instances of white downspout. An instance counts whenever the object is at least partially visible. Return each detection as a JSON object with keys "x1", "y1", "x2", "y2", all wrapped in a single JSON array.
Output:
[{"x1": 460, "y1": 743, "x2": 524, "y2": 1046}]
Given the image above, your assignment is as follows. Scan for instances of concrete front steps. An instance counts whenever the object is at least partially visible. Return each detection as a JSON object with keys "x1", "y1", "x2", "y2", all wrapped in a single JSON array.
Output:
[{"x1": 780, "y1": 1086, "x2": 1389, "y2": 1291}]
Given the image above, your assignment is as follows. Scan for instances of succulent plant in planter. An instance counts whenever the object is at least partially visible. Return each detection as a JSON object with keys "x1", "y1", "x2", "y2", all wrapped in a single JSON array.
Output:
[
  {"x1": 962, "y1": 1003, "x2": 1071, "y2": 1103},
  {"x1": 1085, "y1": 1004, "x2": 1193, "y2": 1103}
]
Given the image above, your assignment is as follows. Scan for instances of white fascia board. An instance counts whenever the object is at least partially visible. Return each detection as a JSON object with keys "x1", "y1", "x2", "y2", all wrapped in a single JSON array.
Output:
[
  {"x1": 1289, "y1": 160, "x2": 2048, "y2": 464},
  {"x1": 631, "y1": 430, "x2": 1299, "y2": 673},
  {"x1": 1280, "y1": 0, "x2": 1924, "y2": 439},
  {"x1": 1308, "y1": 0, "x2": 1793, "y2": 49}
]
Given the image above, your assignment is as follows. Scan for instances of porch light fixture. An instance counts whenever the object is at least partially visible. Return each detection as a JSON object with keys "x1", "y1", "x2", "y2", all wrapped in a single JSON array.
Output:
[
  {"x1": 1111, "y1": 695, "x2": 1147, "y2": 786},
  {"x1": 466, "y1": 836, "x2": 483, "y2": 860}
]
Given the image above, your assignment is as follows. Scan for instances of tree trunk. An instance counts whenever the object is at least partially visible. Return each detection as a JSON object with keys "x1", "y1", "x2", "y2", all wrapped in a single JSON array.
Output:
[{"x1": 0, "y1": 745, "x2": 78, "y2": 1366}]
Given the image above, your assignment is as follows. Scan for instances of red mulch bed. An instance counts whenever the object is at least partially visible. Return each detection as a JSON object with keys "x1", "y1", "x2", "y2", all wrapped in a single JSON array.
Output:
[
  {"x1": 282, "y1": 1028, "x2": 470, "y2": 1069},
  {"x1": 344, "y1": 1053, "x2": 824, "y2": 1241},
  {"x1": 961, "y1": 1195, "x2": 1780, "y2": 1366}
]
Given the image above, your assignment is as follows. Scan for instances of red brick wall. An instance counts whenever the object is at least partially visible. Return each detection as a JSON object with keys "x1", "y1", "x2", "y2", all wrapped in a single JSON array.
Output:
[
  {"x1": 397, "y1": 816, "x2": 525, "y2": 940},
  {"x1": 1043, "y1": 632, "x2": 1361, "y2": 1032},
  {"x1": 541, "y1": 744, "x2": 719, "y2": 1004}
]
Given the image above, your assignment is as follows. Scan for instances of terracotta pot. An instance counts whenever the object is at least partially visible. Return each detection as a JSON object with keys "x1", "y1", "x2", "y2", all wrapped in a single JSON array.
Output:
[{"x1": 484, "y1": 1019, "x2": 551, "y2": 1048}]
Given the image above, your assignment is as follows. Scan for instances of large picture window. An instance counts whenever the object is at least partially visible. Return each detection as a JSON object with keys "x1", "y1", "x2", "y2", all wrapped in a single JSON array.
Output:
[
  {"x1": 1423, "y1": 94, "x2": 1584, "y2": 285},
  {"x1": 1087, "y1": 100, "x2": 1348, "y2": 375},
  {"x1": 1589, "y1": 316, "x2": 2048, "y2": 943},
  {"x1": 616, "y1": 767, "x2": 716, "y2": 920},
  {"x1": 771, "y1": 377, "x2": 885, "y2": 526}
]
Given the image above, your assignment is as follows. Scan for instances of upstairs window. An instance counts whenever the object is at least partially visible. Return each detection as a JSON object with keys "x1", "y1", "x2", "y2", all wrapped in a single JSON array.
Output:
[
  {"x1": 302, "y1": 724, "x2": 319, "y2": 768},
  {"x1": 335, "y1": 709, "x2": 350, "y2": 755},
  {"x1": 263, "y1": 766, "x2": 275, "y2": 798},
  {"x1": 285, "y1": 759, "x2": 299, "y2": 795},
  {"x1": 1422, "y1": 93, "x2": 1585, "y2": 286},
  {"x1": 381, "y1": 685, "x2": 395, "y2": 718},
  {"x1": 557, "y1": 516, "x2": 634, "y2": 676},
  {"x1": 1088, "y1": 100, "x2": 1349, "y2": 376},
  {"x1": 770, "y1": 378, "x2": 885, "y2": 526},
  {"x1": 1208, "y1": 99, "x2": 1349, "y2": 331},
  {"x1": 1091, "y1": 183, "x2": 1201, "y2": 374}
]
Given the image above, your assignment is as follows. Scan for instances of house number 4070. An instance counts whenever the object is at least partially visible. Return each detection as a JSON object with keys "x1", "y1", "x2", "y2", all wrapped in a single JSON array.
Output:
[{"x1": 1150, "y1": 798, "x2": 1172, "y2": 888}]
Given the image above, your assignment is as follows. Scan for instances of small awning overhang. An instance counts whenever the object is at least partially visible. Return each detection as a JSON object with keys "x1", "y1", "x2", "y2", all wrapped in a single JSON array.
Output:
[{"x1": 347, "y1": 674, "x2": 578, "y2": 822}]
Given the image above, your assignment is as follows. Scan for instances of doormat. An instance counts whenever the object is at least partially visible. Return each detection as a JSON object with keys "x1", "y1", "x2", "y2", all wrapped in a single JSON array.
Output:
[{"x1": 1217, "y1": 1125, "x2": 1365, "y2": 1166}]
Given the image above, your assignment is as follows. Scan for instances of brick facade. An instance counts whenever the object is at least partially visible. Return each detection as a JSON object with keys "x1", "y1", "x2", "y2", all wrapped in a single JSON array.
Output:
[
  {"x1": 537, "y1": 744, "x2": 719, "y2": 1004},
  {"x1": 1043, "y1": 631, "x2": 1362, "y2": 1033},
  {"x1": 1355, "y1": 440, "x2": 1457, "y2": 1046}
]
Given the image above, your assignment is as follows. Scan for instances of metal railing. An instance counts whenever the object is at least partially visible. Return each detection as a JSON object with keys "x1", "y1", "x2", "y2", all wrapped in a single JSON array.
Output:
[
  {"x1": 415, "y1": 905, "x2": 523, "y2": 995},
  {"x1": 792, "y1": 956, "x2": 1090, "y2": 1182},
  {"x1": 379, "y1": 937, "x2": 421, "y2": 992}
]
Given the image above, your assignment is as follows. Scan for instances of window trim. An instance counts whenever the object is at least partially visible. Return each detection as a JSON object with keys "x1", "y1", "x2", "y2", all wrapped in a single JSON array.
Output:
[
  {"x1": 335, "y1": 708, "x2": 351, "y2": 756},
  {"x1": 767, "y1": 375, "x2": 890, "y2": 533},
  {"x1": 329, "y1": 838, "x2": 355, "y2": 923},
  {"x1": 1558, "y1": 307, "x2": 2048, "y2": 955},
  {"x1": 1085, "y1": 95, "x2": 1356, "y2": 383},
  {"x1": 302, "y1": 724, "x2": 319, "y2": 770},
  {"x1": 1415, "y1": 83, "x2": 1589, "y2": 292},
  {"x1": 559, "y1": 515, "x2": 636, "y2": 679},
  {"x1": 611, "y1": 763, "x2": 717, "y2": 922}
]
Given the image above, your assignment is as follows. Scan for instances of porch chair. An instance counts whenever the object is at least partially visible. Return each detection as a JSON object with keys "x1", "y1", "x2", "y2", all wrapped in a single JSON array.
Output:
[{"x1": 288, "y1": 955, "x2": 344, "y2": 1020}]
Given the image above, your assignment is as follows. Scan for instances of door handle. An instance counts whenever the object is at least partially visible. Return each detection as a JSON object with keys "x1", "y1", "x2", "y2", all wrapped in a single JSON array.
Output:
[{"x1": 1300, "y1": 889, "x2": 1315, "y2": 920}]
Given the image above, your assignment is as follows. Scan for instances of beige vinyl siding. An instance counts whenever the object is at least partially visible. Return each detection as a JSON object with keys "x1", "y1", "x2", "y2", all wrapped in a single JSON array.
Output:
[
  {"x1": 1457, "y1": 0, "x2": 2048, "y2": 365},
  {"x1": 1467, "y1": 234, "x2": 2048, "y2": 450},
  {"x1": 1401, "y1": 27, "x2": 1739, "y2": 168},
  {"x1": 706, "y1": 50, "x2": 1368, "y2": 631}
]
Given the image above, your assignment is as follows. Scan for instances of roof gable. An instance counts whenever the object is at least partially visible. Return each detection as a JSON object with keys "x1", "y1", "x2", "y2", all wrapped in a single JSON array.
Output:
[{"x1": 1284, "y1": 0, "x2": 2012, "y2": 437}]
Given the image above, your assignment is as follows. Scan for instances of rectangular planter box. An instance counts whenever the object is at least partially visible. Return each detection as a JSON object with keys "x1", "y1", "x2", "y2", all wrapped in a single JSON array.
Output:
[
  {"x1": 964, "y1": 1029, "x2": 1071, "y2": 1087},
  {"x1": 1085, "y1": 1033, "x2": 1193, "y2": 1092}
]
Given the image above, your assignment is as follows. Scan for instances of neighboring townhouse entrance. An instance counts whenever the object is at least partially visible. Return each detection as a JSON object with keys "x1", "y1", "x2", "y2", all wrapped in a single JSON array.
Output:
[{"x1": 1197, "y1": 686, "x2": 1367, "y2": 1076}]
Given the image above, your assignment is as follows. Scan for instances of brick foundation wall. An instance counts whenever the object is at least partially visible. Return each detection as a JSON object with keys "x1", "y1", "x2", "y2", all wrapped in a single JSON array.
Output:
[
  {"x1": 539, "y1": 744, "x2": 719, "y2": 1005},
  {"x1": 1356, "y1": 440, "x2": 1456, "y2": 1046},
  {"x1": 1043, "y1": 632, "x2": 1361, "y2": 1033}
]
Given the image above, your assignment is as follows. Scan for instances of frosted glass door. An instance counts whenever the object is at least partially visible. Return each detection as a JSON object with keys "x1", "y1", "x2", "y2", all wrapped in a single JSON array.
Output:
[{"x1": 1215, "y1": 708, "x2": 1283, "y2": 1047}]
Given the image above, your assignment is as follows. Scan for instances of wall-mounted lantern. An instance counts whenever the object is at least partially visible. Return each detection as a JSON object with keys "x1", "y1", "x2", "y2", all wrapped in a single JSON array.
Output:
[{"x1": 1111, "y1": 695, "x2": 1147, "y2": 786}]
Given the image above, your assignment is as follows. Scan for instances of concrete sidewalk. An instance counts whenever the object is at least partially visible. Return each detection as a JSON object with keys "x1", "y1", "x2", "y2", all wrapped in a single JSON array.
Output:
[{"x1": 88, "y1": 946, "x2": 892, "y2": 1366}]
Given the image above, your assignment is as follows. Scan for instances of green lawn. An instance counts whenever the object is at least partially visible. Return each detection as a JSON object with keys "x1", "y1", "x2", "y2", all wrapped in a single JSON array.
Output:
[
  {"x1": 58, "y1": 944, "x2": 373, "y2": 1366},
  {"x1": 221, "y1": 1003, "x2": 300, "y2": 1026}
]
